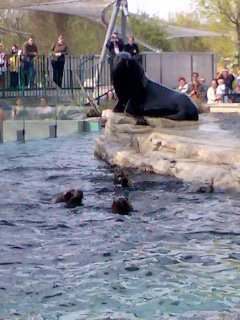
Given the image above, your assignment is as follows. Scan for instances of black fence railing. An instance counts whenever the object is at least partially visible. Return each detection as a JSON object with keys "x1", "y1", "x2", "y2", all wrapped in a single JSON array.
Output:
[{"x1": 0, "y1": 54, "x2": 112, "y2": 101}]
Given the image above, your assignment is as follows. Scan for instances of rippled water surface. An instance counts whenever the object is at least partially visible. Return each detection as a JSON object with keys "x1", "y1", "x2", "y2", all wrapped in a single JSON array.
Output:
[{"x1": 1, "y1": 131, "x2": 240, "y2": 319}]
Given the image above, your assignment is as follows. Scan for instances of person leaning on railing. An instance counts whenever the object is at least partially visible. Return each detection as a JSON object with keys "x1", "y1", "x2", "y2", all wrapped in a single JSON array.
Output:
[
  {"x1": 22, "y1": 36, "x2": 38, "y2": 88},
  {"x1": 0, "y1": 42, "x2": 7, "y2": 90},
  {"x1": 50, "y1": 35, "x2": 68, "y2": 88},
  {"x1": 8, "y1": 44, "x2": 20, "y2": 89}
]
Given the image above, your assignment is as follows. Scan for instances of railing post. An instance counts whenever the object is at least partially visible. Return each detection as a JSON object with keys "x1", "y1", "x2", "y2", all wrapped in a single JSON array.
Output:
[
  {"x1": 42, "y1": 54, "x2": 46, "y2": 96},
  {"x1": 91, "y1": 55, "x2": 94, "y2": 95},
  {"x1": 70, "y1": 55, "x2": 73, "y2": 95},
  {"x1": 0, "y1": 121, "x2": 3, "y2": 143},
  {"x1": 97, "y1": 61, "x2": 100, "y2": 105}
]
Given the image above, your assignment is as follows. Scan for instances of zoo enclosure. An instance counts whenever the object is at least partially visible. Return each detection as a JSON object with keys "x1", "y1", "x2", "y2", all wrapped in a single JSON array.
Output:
[{"x1": 0, "y1": 52, "x2": 217, "y2": 100}]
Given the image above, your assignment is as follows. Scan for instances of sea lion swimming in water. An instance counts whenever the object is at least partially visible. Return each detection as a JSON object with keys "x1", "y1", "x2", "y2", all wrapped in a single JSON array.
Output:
[
  {"x1": 112, "y1": 196, "x2": 133, "y2": 215},
  {"x1": 55, "y1": 189, "x2": 83, "y2": 208},
  {"x1": 112, "y1": 52, "x2": 198, "y2": 121}
]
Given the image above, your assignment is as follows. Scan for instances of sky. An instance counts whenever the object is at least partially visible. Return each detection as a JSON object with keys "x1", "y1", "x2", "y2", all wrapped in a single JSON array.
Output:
[{"x1": 127, "y1": 0, "x2": 193, "y2": 20}]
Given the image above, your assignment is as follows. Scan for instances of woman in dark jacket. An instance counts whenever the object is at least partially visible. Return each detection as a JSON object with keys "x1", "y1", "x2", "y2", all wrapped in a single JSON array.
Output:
[{"x1": 50, "y1": 35, "x2": 68, "y2": 88}]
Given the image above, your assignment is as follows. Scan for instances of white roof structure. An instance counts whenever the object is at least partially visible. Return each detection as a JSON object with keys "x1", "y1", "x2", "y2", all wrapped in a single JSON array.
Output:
[
  {"x1": 4, "y1": 0, "x2": 220, "y2": 39},
  {"x1": 165, "y1": 24, "x2": 220, "y2": 39},
  {"x1": 6, "y1": 0, "x2": 110, "y2": 24}
]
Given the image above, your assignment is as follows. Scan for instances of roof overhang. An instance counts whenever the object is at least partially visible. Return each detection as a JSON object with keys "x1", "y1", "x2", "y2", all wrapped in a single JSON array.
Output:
[
  {"x1": 165, "y1": 25, "x2": 221, "y2": 39},
  {"x1": 2, "y1": 0, "x2": 222, "y2": 40},
  {"x1": 6, "y1": 0, "x2": 110, "y2": 25}
]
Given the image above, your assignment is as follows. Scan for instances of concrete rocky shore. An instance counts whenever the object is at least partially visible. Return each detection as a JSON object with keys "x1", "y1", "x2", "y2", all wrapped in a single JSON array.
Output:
[{"x1": 95, "y1": 110, "x2": 240, "y2": 192}]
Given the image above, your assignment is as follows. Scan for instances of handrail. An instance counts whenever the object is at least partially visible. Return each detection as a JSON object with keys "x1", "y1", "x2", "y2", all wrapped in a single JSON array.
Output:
[{"x1": 0, "y1": 54, "x2": 112, "y2": 102}]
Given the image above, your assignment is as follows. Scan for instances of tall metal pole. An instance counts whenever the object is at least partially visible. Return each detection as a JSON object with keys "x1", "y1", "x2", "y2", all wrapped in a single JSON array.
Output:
[
  {"x1": 98, "y1": 0, "x2": 122, "y2": 74},
  {"x1": 121, "y1": 0, "x2": 128, "y2": 43}
]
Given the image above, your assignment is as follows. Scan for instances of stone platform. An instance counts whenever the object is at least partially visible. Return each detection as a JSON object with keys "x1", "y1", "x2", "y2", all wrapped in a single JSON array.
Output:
[{"x1": 95, "y1": 110, "x2": 240, "y2": 192}]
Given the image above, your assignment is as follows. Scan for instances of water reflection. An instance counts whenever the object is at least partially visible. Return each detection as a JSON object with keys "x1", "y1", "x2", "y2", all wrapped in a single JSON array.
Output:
[{"x1": 0, "y1": 133, "x2": 240, "y2": 319}]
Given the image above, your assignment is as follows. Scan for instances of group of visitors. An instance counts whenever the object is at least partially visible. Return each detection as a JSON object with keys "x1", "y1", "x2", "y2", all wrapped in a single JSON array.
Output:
[
  {"x1": 207, "y1": 69, "x2": 240, "y2": 104},
  {"x1": 106, "y1": 31, "x2": 140, "y2": 83},
  {"x1": 0, "y1": 34, "x2": 68, "y2": 90},
  {"x1": 176, "y1": 72, "x2": 207, "y2": 103},
  {"x1": 177, "y1": 69, "x2": 240, "y2": 104}
]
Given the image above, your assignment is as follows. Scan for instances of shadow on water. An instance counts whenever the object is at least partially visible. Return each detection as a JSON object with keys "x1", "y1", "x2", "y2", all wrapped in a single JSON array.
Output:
[{"x1": 0, "y1": 132, "x2": 240, "y2": 319}]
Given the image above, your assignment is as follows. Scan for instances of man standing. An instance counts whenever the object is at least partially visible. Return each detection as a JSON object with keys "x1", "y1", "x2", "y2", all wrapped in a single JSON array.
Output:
[
  {"x1": 50, "y1": 35, "x2": 68, "y2": 88},
  {"x1": 23, "y1": 36, "x2": 38, "y2": 88},
  {"x1": 187, "y1": 72, "x2": 206, "y2": 102},
  {"x1": 124, "y1": 36, "x2": 141, "y2": 63},
  {"x1": 106, "y1": 30, "x2": 124, "y2": 84},
  {"x1": 221, "y1": 68, "x2": 235, "y2": 93},
  {"x1": 0, "y1": 42, "x2": 6, "y2": 92}
]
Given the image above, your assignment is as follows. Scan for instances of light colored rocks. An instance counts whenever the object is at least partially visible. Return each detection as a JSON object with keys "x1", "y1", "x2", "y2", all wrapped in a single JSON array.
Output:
[{"x1": 95, "y1": 110, "x2": 240, "y2": 192}]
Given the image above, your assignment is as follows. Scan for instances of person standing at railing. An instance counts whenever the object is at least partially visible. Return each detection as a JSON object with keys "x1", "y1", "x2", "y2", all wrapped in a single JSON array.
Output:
[
  {"x1": 50, "y1": 35, "x2": 68, "y2": 88},
  {"x1": 106, "y1": 30, "x2": 124, "y2": 85},
  {"x1": 0, "y1": 42, "x2": 7, "y2": 91},
  {"x1": 22, "y1": 36, "x2": 38, "y2": 88},
  {"x1": 124, "y1": 36, "x2": 141, "y2": 64},
  {"x1": 8, "y1": 44, "x2": 20, "y2": 89}
]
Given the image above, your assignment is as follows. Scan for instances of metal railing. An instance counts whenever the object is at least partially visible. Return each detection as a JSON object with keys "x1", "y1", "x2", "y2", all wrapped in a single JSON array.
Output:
[{"x1": 0, "y1": 54, "x2": 112, "y2": 102}]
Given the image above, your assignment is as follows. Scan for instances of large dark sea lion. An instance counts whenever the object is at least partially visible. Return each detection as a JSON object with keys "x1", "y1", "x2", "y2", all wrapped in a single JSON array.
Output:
[{"x1": 112, "y1": 52, "x2": 198, "y2": 121}]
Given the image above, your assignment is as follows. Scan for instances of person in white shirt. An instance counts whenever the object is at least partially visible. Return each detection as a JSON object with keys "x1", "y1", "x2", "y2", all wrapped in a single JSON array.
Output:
[
  {"x1": 215, "y1": 77, "x2": 226, "y2": 102},
  {"x1": 207, "y1": 79, "x2": 221, "y2": 104},
  {"x1": 176, "y1": 76, "x2": 188, "y2": 93}
]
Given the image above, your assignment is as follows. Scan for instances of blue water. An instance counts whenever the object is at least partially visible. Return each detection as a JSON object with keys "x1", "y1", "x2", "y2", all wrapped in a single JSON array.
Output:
[{"x1": 1, "y1": 131, "x2": 240, "y2": 319}]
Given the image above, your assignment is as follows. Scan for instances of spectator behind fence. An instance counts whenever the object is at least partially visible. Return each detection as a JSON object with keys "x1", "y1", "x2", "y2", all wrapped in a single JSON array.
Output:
[
  {"x1": 0, "y1": 106, "x2": 5, "y2": 122},
  {"x1": 236, "y1": 70, "x2": 240, "y2": 86},
  {"x1": 8, "y1": 44, "x2": 20, "y2": 89},
  {"x1": 207, "y1": 79, "x2": 221, "y2": 104},
  {"x1": 199, "y1": 76, "x2": 208, "y2": 102},
  {"x1": 106, "y1": 30, "x2": 124, "y2": 84},
  {"x1": 187, "y1": 72, "x2": 206, "y2": 102},
  {"x1": 50, "y1": 35, "x2": 68, "y2": 88},
  {"x1": 102, "y1": 90, "x2": 116, "y2": 110},
  {"x1": 231, "y1": 83, "x2": 240, "y2": 103},
  {"x1": 124, "y1": 36, "x2": 141, "y2": 63},
  {"x1": 232, "y1": 84, "x2": 240, "y2": 94},
  {"x1": 23, "y1": 36, "x2": 38, "y2": 88},
  {"x1": 0, "y1": 42, "x2": 6, "y2": 89},
  {"x1": 220, "y1": 68, "x2": 235, "y2": 93},
  {"x1": 176, "y1": 76, "x2": 188, "y2": 93},
  {"x1": 215, "y1": 77, "x2": 226, "y2": 101}
]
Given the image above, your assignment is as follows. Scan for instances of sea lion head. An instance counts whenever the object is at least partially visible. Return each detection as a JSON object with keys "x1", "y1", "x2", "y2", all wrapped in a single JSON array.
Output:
[
  {"x1": 112, "y1": 196, "x2": 133, "y2": 215},
  {"x1": 114, "y1": 51, "x2": 132, "y2": 66}
]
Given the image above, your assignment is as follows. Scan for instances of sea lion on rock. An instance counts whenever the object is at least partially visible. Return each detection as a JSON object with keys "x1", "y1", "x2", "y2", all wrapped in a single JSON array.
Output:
[
  {"x1": 55, "y1": 189, "x2": 83, "y2": 208},
  {"x1": 112, "y1": 52, "x2": 198, "y2": 121},
  {"x1": 112, "y1": 196, "x2": 133, "y2": 215}
]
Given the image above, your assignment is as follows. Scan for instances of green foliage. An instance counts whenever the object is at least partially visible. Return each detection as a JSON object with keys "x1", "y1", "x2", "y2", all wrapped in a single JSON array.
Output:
[
  {"x1": 168, "y1": 12, "x2": 212, "y2": 52},
  {"x1": 0, "y1": 10, "x2": 106, "y2": 54},
  {"x1": 129, "y1": 14, "x2": 172, "y2": 51},
  {"x1": 194, "y1": 0, "x2": 240, "y2": 68}
]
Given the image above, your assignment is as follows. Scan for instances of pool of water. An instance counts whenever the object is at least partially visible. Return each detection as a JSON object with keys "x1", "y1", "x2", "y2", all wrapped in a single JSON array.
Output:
[{"x1": 1, "y1": 131, "x2": 240, "y2": 319}]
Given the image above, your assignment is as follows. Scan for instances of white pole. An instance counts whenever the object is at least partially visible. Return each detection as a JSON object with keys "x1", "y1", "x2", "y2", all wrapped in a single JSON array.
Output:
[{"x1": 96, "y1": 0, "x2": 122, "y2": 85}]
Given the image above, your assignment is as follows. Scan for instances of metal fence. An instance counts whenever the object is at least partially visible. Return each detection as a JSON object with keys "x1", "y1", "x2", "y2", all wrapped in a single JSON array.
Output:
[
  {"x1": 0, "y1": 51, "x2": 217, "y2": 100},
  {"x1": 0, "y1": 54, "x2": 112, "y2": 102}
]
